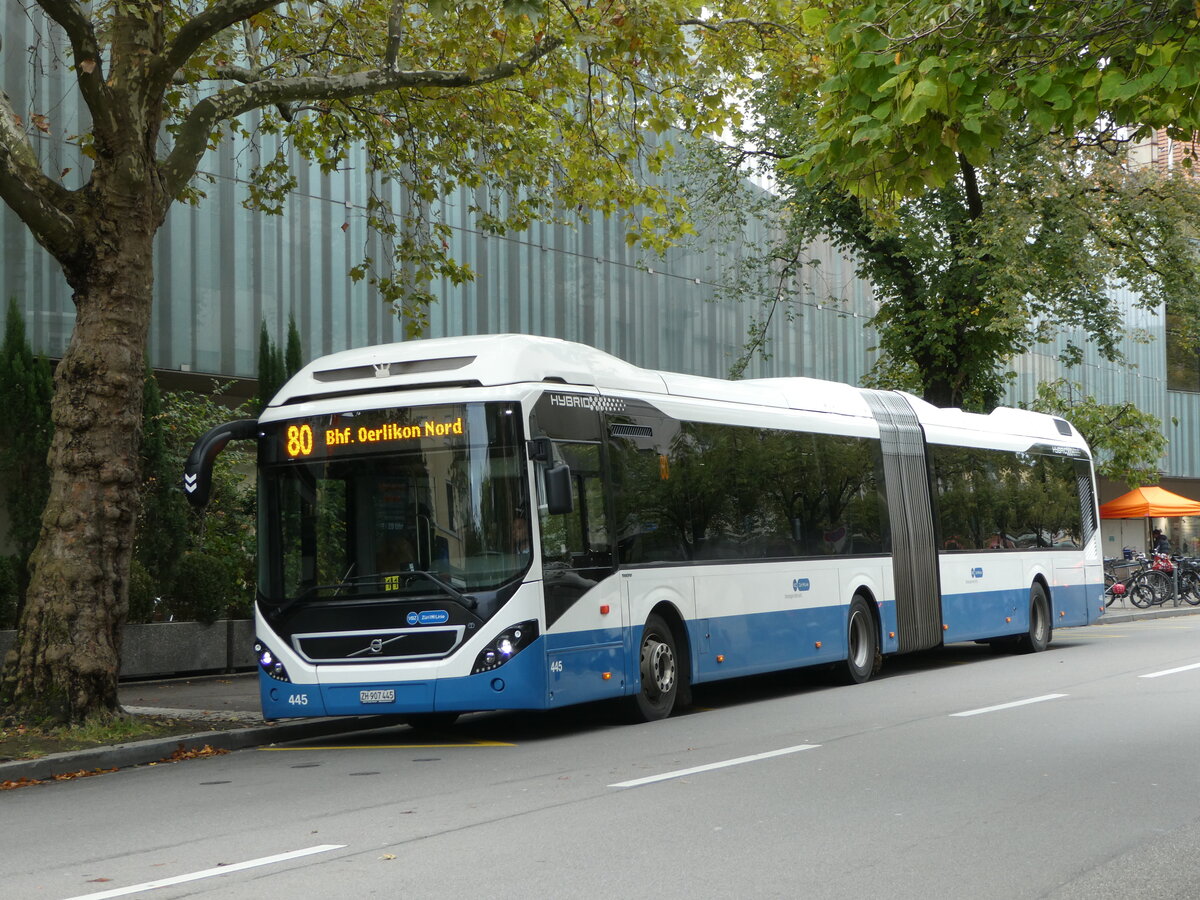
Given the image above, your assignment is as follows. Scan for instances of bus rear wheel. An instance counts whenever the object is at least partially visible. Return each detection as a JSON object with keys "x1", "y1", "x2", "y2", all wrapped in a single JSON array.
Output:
[
  {"x1": 630, "y1": 613, "x2": 678, "y2": 722},
  {"x1": 841, "y1": 595, "x2": 879, "y2": 684},
  {"x1": 1015, "y1": 583, "x2": 1052, "y2": 653}
]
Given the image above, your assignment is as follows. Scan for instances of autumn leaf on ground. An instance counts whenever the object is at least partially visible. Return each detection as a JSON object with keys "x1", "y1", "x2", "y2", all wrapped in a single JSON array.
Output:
[
  {"x1": 1, "y1": 777, "x2": 44, "y2": 790},
  {"x1": 52, "y1": 768, "x2": 118, "y2": 781},
  {"x1": 164, "y1": 744, "x2": 229, "y2": 762}
]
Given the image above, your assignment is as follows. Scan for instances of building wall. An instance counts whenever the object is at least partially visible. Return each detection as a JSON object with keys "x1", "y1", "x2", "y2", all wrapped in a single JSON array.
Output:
[{"x1": 3, "y1": 4, "x2": 1198, "y2": 493}]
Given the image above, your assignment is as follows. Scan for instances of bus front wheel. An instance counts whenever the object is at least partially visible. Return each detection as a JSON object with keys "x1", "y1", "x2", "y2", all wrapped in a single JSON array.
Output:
[
  {"x1": 631, "y1": 613, "x2": 678, "y2": 722},
  {"x1": 841, "y1": 595, "x2": 879, "y2": 684},
  {"x1": 1016, "y1": 583, "x2": 1052, "y2": 653}
]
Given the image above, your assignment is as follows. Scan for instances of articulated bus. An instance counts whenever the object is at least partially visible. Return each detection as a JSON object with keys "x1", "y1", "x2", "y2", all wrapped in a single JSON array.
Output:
[{"x1": 185, "y1": 335, "x2": 1105, "y2": 725}]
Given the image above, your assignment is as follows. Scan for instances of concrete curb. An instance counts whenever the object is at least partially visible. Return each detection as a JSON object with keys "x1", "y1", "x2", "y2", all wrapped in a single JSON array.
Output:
[
  {"x1": 1095, "y1": 604, "x2": 1200, "y2": 625},
  {"x1": 0, "y1": 715, "x2": 396, "y2": 785}
]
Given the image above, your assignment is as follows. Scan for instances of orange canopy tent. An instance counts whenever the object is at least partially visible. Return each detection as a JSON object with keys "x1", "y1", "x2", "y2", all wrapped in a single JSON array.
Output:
[{"x1": 1098, "y1": 486, "x2": 1200, "y2": 519}]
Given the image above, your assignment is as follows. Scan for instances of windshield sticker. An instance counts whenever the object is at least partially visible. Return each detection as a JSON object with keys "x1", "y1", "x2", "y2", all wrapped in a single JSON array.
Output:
[{"x1": 407, "y1": 610, "x2": 450, "y2": 626}]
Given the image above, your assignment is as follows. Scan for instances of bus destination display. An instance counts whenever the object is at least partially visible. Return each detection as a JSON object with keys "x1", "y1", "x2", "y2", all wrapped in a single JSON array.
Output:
[{"x1": 282, "y1": 412, "x2": 465, "y2": 459}]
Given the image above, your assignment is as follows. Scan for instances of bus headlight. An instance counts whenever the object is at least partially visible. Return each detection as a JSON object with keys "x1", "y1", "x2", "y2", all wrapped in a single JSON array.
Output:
[
  {"x1": 255, "y1": 639, "x2": 291, "y2": 683},
  {"x1": 472, "y1": 621, "x2": 538, "y2": 674}
]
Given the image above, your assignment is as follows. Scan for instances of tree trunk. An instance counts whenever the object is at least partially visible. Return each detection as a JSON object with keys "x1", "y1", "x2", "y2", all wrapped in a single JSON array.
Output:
[
  {"x1": 922, "y1": 374, "x2": 957, "y2": 409},
  {"x1": 0, "y1": 226, "x2": 155, "y2": 723}
]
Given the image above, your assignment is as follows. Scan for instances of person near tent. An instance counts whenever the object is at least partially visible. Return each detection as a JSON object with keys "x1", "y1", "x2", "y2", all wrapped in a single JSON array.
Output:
[{"x1": 1152, "y1": 528, "x2": 1170, "y2": 555}]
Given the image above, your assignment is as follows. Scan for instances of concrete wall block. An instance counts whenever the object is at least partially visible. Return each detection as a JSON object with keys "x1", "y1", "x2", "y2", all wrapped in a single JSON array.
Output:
[{"x1": 0, "y1": 620, "x2": 254, "y2": 679}]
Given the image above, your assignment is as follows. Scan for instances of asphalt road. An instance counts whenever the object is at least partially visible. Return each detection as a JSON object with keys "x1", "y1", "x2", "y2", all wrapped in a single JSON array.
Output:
[{"x1": 4, "y1": 617, "x2": 1199, "y2": 899}]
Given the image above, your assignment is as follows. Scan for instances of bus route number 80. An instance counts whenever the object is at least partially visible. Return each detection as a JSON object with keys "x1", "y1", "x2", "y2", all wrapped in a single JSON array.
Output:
[{"x1": 286, "y1": 424, "x2": 314, "y2": 457}]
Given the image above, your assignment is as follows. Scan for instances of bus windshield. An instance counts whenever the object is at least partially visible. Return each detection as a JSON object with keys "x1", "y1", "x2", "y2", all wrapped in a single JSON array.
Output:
[{"x1": 258, "y1": 401, "x2": 530, "y2": 608}]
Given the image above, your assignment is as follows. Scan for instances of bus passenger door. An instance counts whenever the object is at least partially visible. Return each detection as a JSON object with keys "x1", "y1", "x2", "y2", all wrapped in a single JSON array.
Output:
[{"x1": 529, "y1": 392, "x2": 623, "y2": 706}]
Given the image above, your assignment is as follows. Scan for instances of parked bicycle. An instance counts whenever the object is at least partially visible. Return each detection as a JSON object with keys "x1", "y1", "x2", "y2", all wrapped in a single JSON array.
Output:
[
  {"x1": 1104, "y1": 553, "x2": 1173, "y2": 609},
  {"x1": 1170, "y1": 556, "x2": 1200, "y2": 606},
  {"x1": 1130, "y1": 553, "x2": 1174, "y2": 608},
  {"x1": 1108, "y1": 552, "x2": 1200, "y2": 608},
  {"x1": 1104, "y1": 556, "x2": 1146, "y2": 608}
]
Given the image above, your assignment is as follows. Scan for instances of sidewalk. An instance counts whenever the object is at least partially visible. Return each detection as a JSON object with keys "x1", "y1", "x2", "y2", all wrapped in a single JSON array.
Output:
[
  {"x1": 3, "y1": 601, "x2": 1198, "y2": 785},
  {"x1": 2, "y1": 673, "x2": 393, "y2": 785},
  {"x1": 1093, "y1": 596, "x2": 1200, "y2": 624}
]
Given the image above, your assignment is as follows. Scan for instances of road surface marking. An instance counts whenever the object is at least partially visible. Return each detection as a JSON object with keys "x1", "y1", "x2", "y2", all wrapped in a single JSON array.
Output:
[
  {"x1": 609, "y1": 744, "x2": 820, "y2": 788},
  {"x1": 1055, "y1": 632, "x2": 1127, "y2": 638},
  {"x1": 261, "y1": 740, "x2": 513, "y2": 750},
  {"x1": 950, "y1": 693, "x2": 1068, "y2": 717},
  {"x1": 62, "y1": 844, "x2": 345, "y2": 900},
  {"x1": 1139, "y1": 661, "x2": 1200, "y2": 679}
]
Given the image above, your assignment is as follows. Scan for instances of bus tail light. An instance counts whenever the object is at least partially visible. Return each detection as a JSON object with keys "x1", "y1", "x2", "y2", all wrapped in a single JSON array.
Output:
[
  {"x1": 472, "y1": 620, "x2": 539, "y2": 674},
  {"x1": 255, "y1": 639, "x2": 291, "y2": 683}
]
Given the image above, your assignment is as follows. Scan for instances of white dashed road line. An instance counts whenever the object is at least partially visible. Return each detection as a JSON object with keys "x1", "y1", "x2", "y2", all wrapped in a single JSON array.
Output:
[
  {"x1": 950, "y1": 693, "x2": 1068, "y2": 718},
  {"x1": 62, "y1": 844, "x2": 346, "y2": 900},
  {"x1": 609, "y1": 744, "x2": 820, "y2": 788},
  {"x1": 1139, "y1": 661, "x2": 1200, "y2": 679}
]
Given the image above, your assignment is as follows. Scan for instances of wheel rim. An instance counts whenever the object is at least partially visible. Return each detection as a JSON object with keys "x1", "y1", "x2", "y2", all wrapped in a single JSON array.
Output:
[
  {"x1": 641, "y1": 633, "x2": 675, "y2": 699},
  {"x1": 1032, "y1": 596, "x2": 1046, "y2": 641},
  {"x1": 849, "y1": 610, "x2": 870, "y2": 670},
  {"x1": 1130, "y1": 583, "x2": 1152, "y2": 608}
]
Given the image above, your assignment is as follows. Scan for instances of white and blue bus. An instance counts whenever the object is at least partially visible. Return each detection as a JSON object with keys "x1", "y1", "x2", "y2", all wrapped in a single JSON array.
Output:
[{"x1": 185, "y1": 335, "x2": 1105, "y2": 724}]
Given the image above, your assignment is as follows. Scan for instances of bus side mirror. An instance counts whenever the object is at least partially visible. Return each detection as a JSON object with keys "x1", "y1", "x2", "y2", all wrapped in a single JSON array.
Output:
[
  {"x1": 183, "y1": 419, "x2": 259, "y2": 508},
  {"x1": 544, "y1": 463, "x2": 574, "y2": 515}
]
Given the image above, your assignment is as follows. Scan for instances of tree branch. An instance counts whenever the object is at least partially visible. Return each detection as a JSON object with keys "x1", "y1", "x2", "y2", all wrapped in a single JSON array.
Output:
[
  {"x1": 0, "y1": 89, "x2": 78, "y2": 260},
  {"x1": 678, "y1": 17, "x2": 803, "y2": 42},
  {"x1": 385, "y1": 1, "x2": 407, "y2": 70},
  {"x1": 160, "y1": 37, "x2": 565, "y2": 199},
  {"x1": 174, "y1": 66, "x2": 297, "y2": 121},
  {"x1": 153, "y1": 0, "x2": 281, "y2": 95},
  {"x1": 35, "y1": 0, "x2": 114, "y2": 141},
  {"x1": 958, "y1": 153, "x2": 983, "y2": 219}
]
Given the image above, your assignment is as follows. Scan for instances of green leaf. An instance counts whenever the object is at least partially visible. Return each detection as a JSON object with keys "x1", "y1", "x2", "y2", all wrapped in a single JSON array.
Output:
[
  {"x1": 912, "y1": 79, "x2": 940, "y2": 99},
  {"x1": 1045, "y1": 85, "x2": 1074, "y2": 111},
  {"x1": 1098, "y1": 68, "x2": 1131, "y2": 102},
  {"x1": 900, "y1": 95, "x2": 932, "y2": 125},
  {"x1": 1028, "y1": 73, "x2": 1053, "y2": 98},
  {"x1": 801, "y1": 8, "x2": 829, "y2": 29}
]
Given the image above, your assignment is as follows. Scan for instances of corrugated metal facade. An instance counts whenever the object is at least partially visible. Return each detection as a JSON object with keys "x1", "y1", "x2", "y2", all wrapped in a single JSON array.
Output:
[{"x1": 2, "y1": 5, "x2": 1197, "y2": 487}]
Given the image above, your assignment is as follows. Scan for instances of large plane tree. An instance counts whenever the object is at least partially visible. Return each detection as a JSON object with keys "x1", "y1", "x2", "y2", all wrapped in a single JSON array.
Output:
[{"x1": 0, "y1": 0, "x2": 795, "y2": 724}]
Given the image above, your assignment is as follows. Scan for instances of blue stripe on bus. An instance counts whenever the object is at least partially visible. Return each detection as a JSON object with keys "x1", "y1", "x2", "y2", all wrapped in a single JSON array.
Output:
[
  {"x1": 689, "y1": 605, "x2": 848, "y2": 682},
  {"x1": 257, "y1": 579, "x2": 1104, "y2": 718},
  {"x1": 259, "y1": 676, "x2": 329, "y2": 718},
  {"x1": 940, "y1": 580, "x2": 1105, "y2": 642},
  {"x1": 434, "y1": 643, "x2": 549, "y2": 711}
]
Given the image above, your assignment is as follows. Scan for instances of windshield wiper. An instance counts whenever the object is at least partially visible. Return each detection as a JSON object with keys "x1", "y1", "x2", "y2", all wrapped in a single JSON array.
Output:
[
  {"x1": 269, "y1": 570, "x2": 478, "y2": 620},
  {"x1": 402, "y1": 570, "x2": 478, "y2": 610},
  {"x1": 271, "y1": 562, "x2": 360, "y2": 619},
  {"x1": 269, "y1": 580, "x2": 356, "y2": 619}
]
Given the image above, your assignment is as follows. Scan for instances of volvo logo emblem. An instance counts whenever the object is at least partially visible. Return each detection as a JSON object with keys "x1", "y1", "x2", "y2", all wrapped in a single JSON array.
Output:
[{"x1": 348, "y1": 633, "x2": 407, "y2": 658}]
